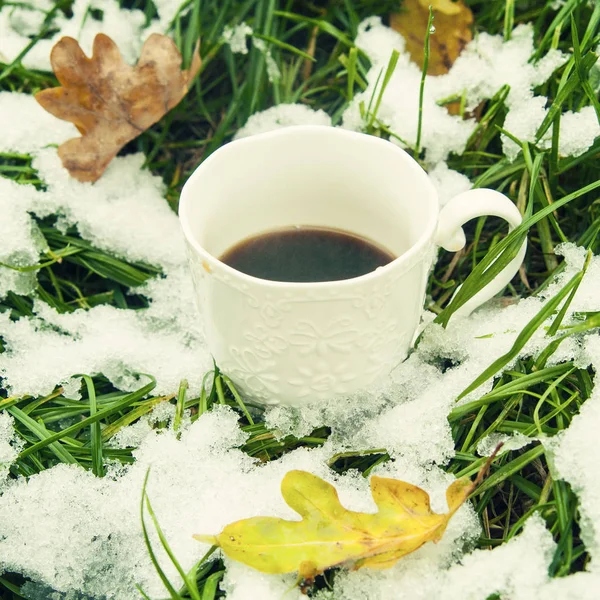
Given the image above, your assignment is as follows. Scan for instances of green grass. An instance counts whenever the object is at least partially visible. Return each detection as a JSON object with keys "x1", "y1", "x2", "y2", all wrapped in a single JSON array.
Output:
[{"x1": 0, "y1": 0, "x2": 599, "y2": 597}]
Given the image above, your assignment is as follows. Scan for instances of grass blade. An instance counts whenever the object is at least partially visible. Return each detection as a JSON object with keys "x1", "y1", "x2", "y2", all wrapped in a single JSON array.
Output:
[
  {"x1": 9, "y1": 406, "x2": 78, "y2": 465},
  {"x1": 437, "y1": 177, "x2": 600, "y2": 326},
  {"x1": 83, "y1": 375, "x2": 104, "y2": 477},
  {"x1": 139, "y1": 470, "x2": 185, "y2": 600},
  {"x1": 368, "y1": 49, "x2": 399, "y2": 129},
  {"x1": 252, "y1": 33, "x2": 316, "y2": 61},
  {"x1": 457, "y1": 267, "x2": 585, "y2": 400},
  {"x1": 18, "y1": 379, "x2": 157, "y2": 459},
  {"x1": 415, "y1": 6, "x2": 433, "y2": 156}
]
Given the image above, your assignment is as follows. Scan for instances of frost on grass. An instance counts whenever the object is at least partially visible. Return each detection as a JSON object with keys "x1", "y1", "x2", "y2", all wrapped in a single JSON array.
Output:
[{"x1": 0, "y1": 0, "x2": 190, "y2": 71}]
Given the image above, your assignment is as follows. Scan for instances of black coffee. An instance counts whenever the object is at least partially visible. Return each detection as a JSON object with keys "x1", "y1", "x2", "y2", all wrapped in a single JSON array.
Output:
[{"x1": 219, "y1": 226, "x2": 395, "y2": 282}]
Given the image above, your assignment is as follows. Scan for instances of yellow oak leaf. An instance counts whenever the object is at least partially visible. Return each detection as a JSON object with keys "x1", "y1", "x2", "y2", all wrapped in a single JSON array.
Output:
[
  {"x1": 390, "y1": 0, "x2": 474, "y2": 75},
  {"x1": 194, "y1": 469, "x2": 478, "y2": 579}
]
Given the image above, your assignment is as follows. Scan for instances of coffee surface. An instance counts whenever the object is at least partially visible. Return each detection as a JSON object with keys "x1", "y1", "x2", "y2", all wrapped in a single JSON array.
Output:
[{"x1": 219, "y1": 226, "x2": 395, "y2": 282}]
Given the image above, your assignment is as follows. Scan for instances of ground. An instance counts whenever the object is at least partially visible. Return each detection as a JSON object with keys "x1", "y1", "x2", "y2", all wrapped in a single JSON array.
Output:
[{"x1": 0, "y1": 0, "x2": 599, "y2": 599}]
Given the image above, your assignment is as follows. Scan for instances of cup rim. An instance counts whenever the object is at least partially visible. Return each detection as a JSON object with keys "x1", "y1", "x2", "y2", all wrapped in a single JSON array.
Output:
[{"x1": 179, "y1": 125, "x2": 439, "y2": 289}]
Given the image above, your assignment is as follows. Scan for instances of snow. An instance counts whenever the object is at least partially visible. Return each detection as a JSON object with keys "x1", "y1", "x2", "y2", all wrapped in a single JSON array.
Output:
[
  {"x1": 234, "y1": 104, "x2": 332, "y2": 139},
  {"x1": 476, "y1": 431, "x2": 535, "y2": 457},
  {"x1": 234, "y1": 19, "x2": 595, "y2": 164},
  {"x1": 0, "y1": 93, "x2": 77, "y2": 152},
  {"x1": 0, "y1": 0, "x2": 189, "y2": 72},
  {"x1": 541, "y1": 106, "x2": 600, "y2": 158},
  {"x1": 546, "y1": 377, "x2": 600, "y2": 563},
  {"x1": 0, "y1": 94, "x2": 209, "y2": 397},
  {"x1": 0, "y1": 412, "x2": 22, "y2": 488},
  {"x1": 1, "y1": 7, "x2": 600, "y2": 600},
  {"x1": 31, "y1": 149, "x2": 186, "y2": 268},
  {"x1": 331, "y1": 515, "x2": 556, "y2": 600},
  {"x1": 223, "y1": 23, "x2": 253, "y2": 55},
  {"x1": 221, "y1": 561, "x2": 300, "y2": 600},
  {"x1": 252, "y1": 38, "x2": 281, "y2": 83},
  {"x1": 427, "y1": 162, "x2": 472, "y2": 207},
  {"x1": 0, "y1": 291, "x2": 209, "y2": 397},
  {"x1": 342, "y1": 18, "x2": 474, "y2": 164},
  {"x1": 151, "y1": 0, "x2": 190, "y2": 31},
  {"x1": 0, "y1": 407, "x2": 481, "y2": 600},
  {"x1": 0, "y1": 408, "x2": 251, "y2": 599},
  {"x1": 341, "y1": 19, "x2": 574, "y2": 163},
  {"x1": 0, "y1": 178, "x2": 48, "y2": 298}
]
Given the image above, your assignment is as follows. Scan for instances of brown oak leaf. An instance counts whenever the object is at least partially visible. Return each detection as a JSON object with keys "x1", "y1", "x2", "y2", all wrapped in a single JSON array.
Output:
[{"x1": 35, "y1": 33, "x2": 201, "y2": 183}]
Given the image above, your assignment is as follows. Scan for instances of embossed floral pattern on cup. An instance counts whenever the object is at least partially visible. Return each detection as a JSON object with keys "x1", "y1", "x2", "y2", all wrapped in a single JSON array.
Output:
[
  {"x1": 243, "y1": 324, "x2": 288, "y2": 359},
  {"x1": 225, "y1": 347, "x2": 280, "y2": 399},
  {"x1": 288, "y1": 361, "x2": 358, "y2": 399},
  {"x1": 288, "y1": 318, "x2": 360, "y2": 355}
]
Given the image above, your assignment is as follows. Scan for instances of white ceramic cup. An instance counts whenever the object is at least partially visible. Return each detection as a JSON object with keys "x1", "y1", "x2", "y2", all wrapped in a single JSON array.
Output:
[{"x1": 179, "y1": 126, "x2": 526, "y2": 406}]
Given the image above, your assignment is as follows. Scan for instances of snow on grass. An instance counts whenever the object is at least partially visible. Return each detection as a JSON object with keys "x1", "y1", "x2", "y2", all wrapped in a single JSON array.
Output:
[
  {"x1": 546, "y1": 370, "x2": 600, "y2": 563},
  {"x1": 0, "y1": 178, "x2": 47, "y2": 298},
  {"x1": 3, "y1": 243, "x2": 597, "y2": 598},
  {"x1": 427, "y1": 161, "x2": 472, "y2": 207},
  {"x1": 0, "y1": 94, "x2": 209, "y2": 397},
  {"x1": 0, "y1": 287, "x2": 209, "y2": 397},
  {"x1": 331, "y1": 515, "x2": 556, "y2": 600},
  {"x1": 341, "y1": 18, "x2": 474, "y2": 164},
  {"x1": 0, "y1": 406, "x2": 482, "y2": 600},
  {"x1": 234, "y1": 103, "x2": 332, "y2": 139},
  {"x1": 540, "y1": 106, "x2": 600, "y2": 158},
  {"x1": 265, "y1": 246, "x2": 597, "y2": 468},
  {"x1": 0, "y1": 9, "x2": 599, "y2": 600},
  {"x1": 0, "y1": 0, "x2": 191, "y2": 71},
  {"x1": 340, "y1": 19, "x2": 581, "y2": 163},
  {"x1": 222, "y1": 22, "x2": 253, "y2": 55},
  {"x1": 0, "y1": 407, "x2": 461, "y2": 599},
  {"x1": 0, "y1": 412, "x2": 22, "y2": 488},
  {"x1": 0, "y1": 0, "x2": 145, "y2": 70},
  {"x1": 0, "y1": 92, "x2": 77, "y2": 153},
  {"x1": 32, "y1": 149, "x2": 187, "y2": 268}
]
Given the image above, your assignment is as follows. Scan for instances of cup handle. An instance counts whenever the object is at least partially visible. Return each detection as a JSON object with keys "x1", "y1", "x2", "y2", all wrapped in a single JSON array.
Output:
[{"x1": 434, "y1": 189, "x2": 527, "y2": 318}]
